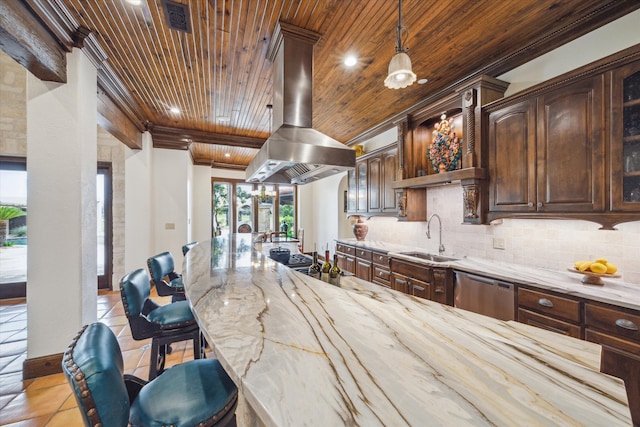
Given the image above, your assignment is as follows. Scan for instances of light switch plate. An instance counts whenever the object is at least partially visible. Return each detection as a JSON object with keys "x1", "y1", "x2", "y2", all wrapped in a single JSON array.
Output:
[
  {"x1": 165, "y1": 223, "x2": 175, "y2": 230},
  {"x1": 493, "y1": 237, "x2": 506, "y2": 250}
]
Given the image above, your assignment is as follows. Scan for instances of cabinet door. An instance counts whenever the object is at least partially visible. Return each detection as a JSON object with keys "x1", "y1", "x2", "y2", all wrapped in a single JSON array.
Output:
[
  {"x1": 488, "y1": 99, "x2": 537, "y2": 212},
  {"x1": 382, "y1": 149, "x2": 398, "y2": 212},
  {"x1": 347, "y1": 168, "x2": 357, "y2": 213},
  {"x1": 368, "y1": 156, "x2": 381, "y2": 212},
  {"x1": 355, "y1": 258, "x2": 372, "y2": 282},
  {"x1": 536, "y1": 76, "x2": 605, "y2": 212},
  {"x1": 357, "y1": 161, "x2": 368, "y2": 212},
  {"x1": 410, "y1": 277, "x2": 430, "y2": 300},
  {"x1": 392, "y1": 272, "x2": 410, "y2": 294},
  {"x1": 612, "y1": 61, "x2": 640, "y2": 211}
]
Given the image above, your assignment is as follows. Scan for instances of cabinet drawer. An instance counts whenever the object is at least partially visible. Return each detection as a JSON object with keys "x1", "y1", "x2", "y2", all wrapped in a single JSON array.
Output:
[
  {"x1": 585, "y1": 303, "x2": 640, "y2": 344},
  {"x1": 336, "y1": 243, "x2": 355, "y2": 256},
  {"x1": 518, "y1": 308, "x2": 582, "y2": 339},
  {"x1": 391, "y1": 259, "x2": 430, "y2": 282},
  {"x1": 355, "y1": 248, "x2": 372, "y2": 260},
  {"x1": 372, "y1": 251, "x2": 390, "y2": 266},
  {"x1": 518, "y1": 288, "x2": 581, "y2": 323},
  {"x1": 372, "y1": 265, "x2": 391, "y2": 285},
  {"x1": 585, "y1": 329, "x2": 640, "y2": 356}
]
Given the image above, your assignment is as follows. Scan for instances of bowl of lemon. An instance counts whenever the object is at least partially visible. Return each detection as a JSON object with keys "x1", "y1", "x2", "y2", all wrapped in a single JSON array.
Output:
[{"x1": 569, "y1": 258, "x2": 620, "y2": 285}]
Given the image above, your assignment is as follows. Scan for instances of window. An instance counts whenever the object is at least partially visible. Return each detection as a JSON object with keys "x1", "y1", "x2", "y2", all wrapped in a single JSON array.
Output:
[
  {"x1": 0, "y1": 157, "x2": 27, "y2": 299},
  {"x1": 97, "y1": 163, "x2": 112, "y2": 289},
  {"x1": 212, "y1": 180, "x2": 297, "y2": 238}
]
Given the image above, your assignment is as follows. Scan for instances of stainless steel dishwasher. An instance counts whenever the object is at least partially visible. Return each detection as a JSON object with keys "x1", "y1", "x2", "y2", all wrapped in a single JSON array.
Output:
[{"x1": 454, "y1": 271, "x2": 515, "y2": 321}]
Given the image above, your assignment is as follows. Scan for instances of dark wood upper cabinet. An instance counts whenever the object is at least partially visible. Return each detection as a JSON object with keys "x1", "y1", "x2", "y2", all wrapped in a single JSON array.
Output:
[
  {"x1": 489, "y1": 77, "x2": 605, "y2": 214},
  {"x1": 536, "y1": 76, "x2": 605, "y2": 212},
  {"x1": 367, "y1": 156, "x2": 382, "y2": 212},
  {"x1": 382, "y1": 149, "x2": 398, "y2": 212},
  {"x1": 357, "y1": 161, "x2": 368, "y2": 213},
  {"x1": 488, "y1": 99, "x2": 537, "y2": 212},
  {"x1": 612, "y1": 61, "x2": 640, "y2": 211},
  {"x1": 347, "y1": 145, "x2": 399, "y2": 218}
]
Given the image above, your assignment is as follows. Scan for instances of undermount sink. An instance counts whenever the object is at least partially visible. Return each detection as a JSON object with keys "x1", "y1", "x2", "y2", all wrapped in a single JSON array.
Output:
[{"x1": 398, "y1": 252, "x2": 459, "y2": 263}]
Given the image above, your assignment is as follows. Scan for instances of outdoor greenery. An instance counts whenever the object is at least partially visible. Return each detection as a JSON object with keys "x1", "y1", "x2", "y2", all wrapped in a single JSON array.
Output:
[{"x1": 0, "y1": 206, "x2": 26, "y2": 246}]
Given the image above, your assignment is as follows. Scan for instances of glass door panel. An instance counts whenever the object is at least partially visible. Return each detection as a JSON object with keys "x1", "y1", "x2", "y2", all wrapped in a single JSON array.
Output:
[
  {"x1": 97, "y1": 164, "x2": 112, "y2": 289},
  {"x1": 0, "y1": 159, "x2": 27, "y2": 298},
  {"x1": 236, "y1": 184, "x2": 254, "y2": 233},
  {"x1": 213, "y1": 182, "x2": 232, "y2": 236},
  {"x1": 278, "y1": 185, "x2": 295, "y2": 238}
]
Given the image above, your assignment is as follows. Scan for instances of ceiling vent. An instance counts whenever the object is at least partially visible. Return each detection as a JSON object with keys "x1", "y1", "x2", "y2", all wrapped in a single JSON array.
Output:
[{"x1": 161, "y1": 0, "x2": 192, "y2": 33}]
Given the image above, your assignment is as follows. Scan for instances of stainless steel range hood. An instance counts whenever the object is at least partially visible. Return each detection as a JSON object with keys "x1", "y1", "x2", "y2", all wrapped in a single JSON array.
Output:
[{"x1": 246, "y1": 22, "x2": 355, "y2": 185}]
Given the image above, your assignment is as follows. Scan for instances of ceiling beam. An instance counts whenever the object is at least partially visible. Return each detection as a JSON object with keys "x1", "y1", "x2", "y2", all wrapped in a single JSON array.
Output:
[
  {"x1": 0, "y1": 1, "x2": 67, "y2": 82},
  {"x1": 150, "y1": 125, "x2": 265, "y2": 150},
  {"x1": 97, "y1": 87, "x2": 143, "y2": 150}
]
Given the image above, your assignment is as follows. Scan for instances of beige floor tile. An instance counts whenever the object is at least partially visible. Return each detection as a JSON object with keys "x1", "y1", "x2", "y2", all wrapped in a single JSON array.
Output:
[
  {"x1": 121, "y1": 348, "x2": 145, "y2": 371},
  {"x1": 45, "y1": 408, "x2": 84, "y2": 427},
  {"x1": 0, "y1": 414, "x2": 51, "y2": 427},
  {"x1": 0, "y1": 384, "x2": 69, "y2": 424},
  {"x1": 26, "y1": 374, "x2": 67, "y2": 391},
  {"x1": 58, "y1": 394, "x2": 77, "y2": 411}
]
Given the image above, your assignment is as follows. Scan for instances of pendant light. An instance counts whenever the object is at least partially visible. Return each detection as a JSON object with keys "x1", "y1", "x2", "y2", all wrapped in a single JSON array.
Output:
[{"x1": 384, "y1": 0, "x2": 416, "y2": 89}]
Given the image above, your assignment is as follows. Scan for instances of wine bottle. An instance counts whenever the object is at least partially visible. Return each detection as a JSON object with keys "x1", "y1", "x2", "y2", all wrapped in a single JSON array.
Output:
[
  {"x1": 321, "y1": 247, "x2": 332, "y2": 275},
  {"x1": 329, "y1": 253, "x2": 341, "y2": 284},
  {"x1": 308, "y1": 250, "x2": 321, "y2": 279}
]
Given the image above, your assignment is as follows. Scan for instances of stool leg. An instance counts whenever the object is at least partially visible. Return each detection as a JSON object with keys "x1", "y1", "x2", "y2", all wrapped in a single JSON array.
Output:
[
  {"x1": 193, "y1": 331, "x2": 202, "y2": 360},
  {"x1": 149, "y1": 338, "x2": 166, "y2": 380}
]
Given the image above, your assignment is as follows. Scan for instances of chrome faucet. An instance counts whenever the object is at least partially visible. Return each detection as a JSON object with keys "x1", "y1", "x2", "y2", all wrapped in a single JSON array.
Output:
[{"x1": 427, "y1": 213, "x2": 445, "y2": 255}]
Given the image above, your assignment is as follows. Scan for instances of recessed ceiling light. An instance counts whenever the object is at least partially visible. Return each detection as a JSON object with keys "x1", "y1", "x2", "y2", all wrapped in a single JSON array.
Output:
[
  {"x1": 169, "y1": 106, "x2": 181, "y2": 114},
  {"x1": 344, "y1": 55, "x2": 357, "y2": 67},
  {"x1": 125, "y1": 0, "x2": 143, "y2": 5},
  {"x1": 224, "y1": 153, "x2": 230, "y2": 158},
  {"x1": 217, "y1": 116, "x2": 231, "y2": 122},
  {"x1": 418, "y1": 78, "x2": 428, "y2": 84}
]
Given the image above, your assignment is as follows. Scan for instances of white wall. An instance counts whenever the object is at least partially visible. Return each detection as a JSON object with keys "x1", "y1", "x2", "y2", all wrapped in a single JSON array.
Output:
[
  {"x1": 500, "y1": 9, "x2": 640, "y2": 95},
  {"x1": 191, "y1": 164, "x2": 213, "y2": 244},
  {"x1": 124, "y1": 133, "x2": 153, "y2": 276},
  {"x1": 298, "y1": 172, "x2": 347, "y2": 255},
  {"x1": 151, "y1": 147, "x2": 191, "y2": 266}
]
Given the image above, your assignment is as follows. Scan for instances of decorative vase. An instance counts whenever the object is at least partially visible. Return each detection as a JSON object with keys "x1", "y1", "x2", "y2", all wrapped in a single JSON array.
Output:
[{"x1": 352, "y1": 217, "x2": 368, "y2": 241}]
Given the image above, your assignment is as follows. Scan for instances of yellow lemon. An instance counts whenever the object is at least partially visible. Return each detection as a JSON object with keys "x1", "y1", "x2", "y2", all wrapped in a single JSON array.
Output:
[
  {"x1": 594, "y1": 258, "x2": 608, "y2": 265},
  {"x1": 578, "y1": 261, "x2": 592, "y2": 272},
  {"x1": 574, "y1": 260, "x2": 585, "y2": 269},
  {"x1": 606, "y1": 263, "x2": 618, "y2": 274},
  {"x1": 590, "y1": 262, "x2": 607, "y2": 274}
]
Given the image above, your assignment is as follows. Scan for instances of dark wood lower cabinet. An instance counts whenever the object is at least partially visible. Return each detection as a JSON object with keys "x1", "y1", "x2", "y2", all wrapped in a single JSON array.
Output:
[
  {"x1": 518, "y1": 308, "x2": 582, "y2": 338},
  {"x1": 355, "y1": 258, "x2": 372, "y2": 282}
]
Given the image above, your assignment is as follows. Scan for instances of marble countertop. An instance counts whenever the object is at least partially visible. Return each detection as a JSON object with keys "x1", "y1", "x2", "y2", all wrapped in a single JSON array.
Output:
[
  {"x1": 183, "y1": 235, "x2": 630, "y2": 426},
  {"x1": 336, "y1": 238, "x2": 640, "y2": 311}
]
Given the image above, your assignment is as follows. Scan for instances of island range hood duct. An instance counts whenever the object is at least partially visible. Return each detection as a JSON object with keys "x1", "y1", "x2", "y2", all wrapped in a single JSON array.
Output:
[{"x1": 246, "y1": 22, "x2": 355, "y2": 185}]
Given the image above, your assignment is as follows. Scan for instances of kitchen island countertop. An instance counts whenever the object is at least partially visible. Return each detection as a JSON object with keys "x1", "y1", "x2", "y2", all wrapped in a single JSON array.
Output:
[{"x1": 183, "y1": 235, "x2": 630, "y2": 426}]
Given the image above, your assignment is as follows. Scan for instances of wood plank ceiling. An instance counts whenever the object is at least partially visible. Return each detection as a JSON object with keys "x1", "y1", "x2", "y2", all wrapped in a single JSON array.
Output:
[{"x1": 39, "y1": 1, "x2": 640, "y2": 169}]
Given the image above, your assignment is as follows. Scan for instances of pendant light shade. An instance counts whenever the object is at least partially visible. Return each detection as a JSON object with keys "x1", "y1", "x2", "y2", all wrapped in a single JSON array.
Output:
[
  {"x1": 384, "y1": 51, "x2": 416, "y2": 89},
  {"x1": 385, "y1": 0, "x2": 416, "y2": 90}
]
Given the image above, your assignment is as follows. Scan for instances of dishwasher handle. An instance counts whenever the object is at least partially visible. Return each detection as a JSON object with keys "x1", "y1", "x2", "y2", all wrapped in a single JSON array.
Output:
[{"x1": 459, "y1": 272, "x2": 495, "y2": 285}]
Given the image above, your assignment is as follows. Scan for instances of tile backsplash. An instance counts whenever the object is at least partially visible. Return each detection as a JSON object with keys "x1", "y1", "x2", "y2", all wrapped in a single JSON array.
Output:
[{"x1": 363, "y1": 185, "x2": 640, "y2": 284}]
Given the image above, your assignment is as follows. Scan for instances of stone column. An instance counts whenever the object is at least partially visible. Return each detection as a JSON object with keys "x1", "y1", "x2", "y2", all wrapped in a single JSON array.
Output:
[{"x1": 25, "y1": 48, "x2": 97, "y2": 377}]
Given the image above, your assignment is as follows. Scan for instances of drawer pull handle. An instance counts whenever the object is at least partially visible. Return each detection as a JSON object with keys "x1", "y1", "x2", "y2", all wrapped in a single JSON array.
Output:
[
  {"x1": 615, "y1": 319, "x2": 639, "y2": 331},
  {"x1": 538, "y1": 298, "x2": 554, "y2": 308}
]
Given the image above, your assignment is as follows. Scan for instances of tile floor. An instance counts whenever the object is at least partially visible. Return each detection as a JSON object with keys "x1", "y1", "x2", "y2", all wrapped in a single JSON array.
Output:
[{"x1": 0, "y1": 290, "x2": 207, "y2": 426}]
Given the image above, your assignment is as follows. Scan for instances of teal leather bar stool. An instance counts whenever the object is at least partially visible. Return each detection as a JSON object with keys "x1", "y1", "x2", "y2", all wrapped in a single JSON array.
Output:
[
  {"x1": 147, "y1": 251, "x2": 186, "y2": 302},
  {"x1": 120, "y1": 268, "x2": 202, "y2": 379},
  {"x1": 63, "y1": 322, "x2": 237, "y2": 427}
]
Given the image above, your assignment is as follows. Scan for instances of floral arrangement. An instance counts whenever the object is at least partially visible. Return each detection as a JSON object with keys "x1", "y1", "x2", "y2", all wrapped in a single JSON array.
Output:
[{"x1": 428, "y1": 114, "x2": 461, "y2": 173}]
